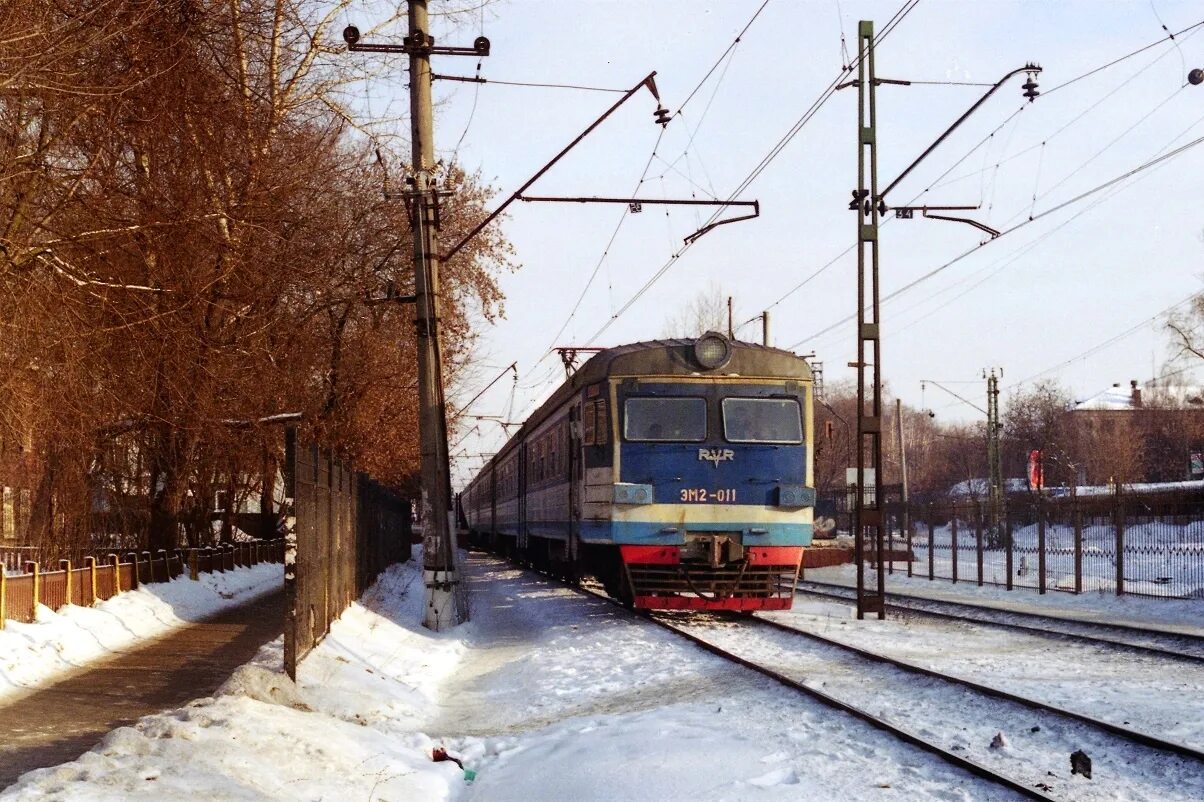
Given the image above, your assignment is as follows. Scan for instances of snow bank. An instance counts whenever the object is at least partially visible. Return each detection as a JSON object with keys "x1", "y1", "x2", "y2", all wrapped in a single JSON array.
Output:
[
  {"x1": 5, "y1": 549, "x2": 1014, "y2": 800},
  {"x1": 0, "y1": 562, "x2": 282, "y2": 703}
]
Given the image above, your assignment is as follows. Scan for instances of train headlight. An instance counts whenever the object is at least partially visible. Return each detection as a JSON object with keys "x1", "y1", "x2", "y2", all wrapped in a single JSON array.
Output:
[
  {"x1": 777, "y1": 485, "x2": 816, "y2": 508},
  {"x1": 693, "y1": 332, "x2": 732, "y2": 371},
  {"x1": 613, "y1": 483, "x2": 655, "y2": 505}
]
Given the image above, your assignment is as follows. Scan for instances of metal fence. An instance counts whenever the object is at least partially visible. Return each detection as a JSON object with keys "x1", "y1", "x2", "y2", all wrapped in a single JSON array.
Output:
[
  {"x1": 284, "y1": 439, "x2": 410, "y2": 679},
  {"x1": 891, "y1": 490, "x2": 1204, "y2": 599},
  {"x1": 1, "y1": 540, "x2": 284, "y2": 627}
]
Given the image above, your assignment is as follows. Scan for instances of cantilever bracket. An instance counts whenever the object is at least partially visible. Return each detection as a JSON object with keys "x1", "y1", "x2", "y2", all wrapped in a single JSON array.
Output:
[
  {"x1": 922, "y1": 210, "x2": 1000, "y2": 239},
  {"x1": 683, "y1": 201, "x2": 760, "y2": 245}
]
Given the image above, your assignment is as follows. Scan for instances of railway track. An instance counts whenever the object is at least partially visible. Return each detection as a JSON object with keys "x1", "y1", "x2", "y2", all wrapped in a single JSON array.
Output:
[
  {"x1": 564, "y1": 584, "x2": 1056, "y2": 801},
  {"x1": 794, "y1": 580, "x2": 1204, "y2": 664},
  {"x1": 671, "y1": 610, "x2": 1204, "y2": 801},
  {"x1": 493, "y1": 552, "x2": 1204, "y2": 800}
]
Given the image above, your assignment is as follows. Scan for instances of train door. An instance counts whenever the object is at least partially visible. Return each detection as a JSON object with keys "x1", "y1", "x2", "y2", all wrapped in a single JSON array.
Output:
[
  {"x1": 518, "y1": 442, "x2": 528, "y2": 553},
  {"x1": 568, "y1": 405, "x2": 583, "y2": 568},
  {"x1": 489, "y1": 464, "x2": 497, "y2": 549}
]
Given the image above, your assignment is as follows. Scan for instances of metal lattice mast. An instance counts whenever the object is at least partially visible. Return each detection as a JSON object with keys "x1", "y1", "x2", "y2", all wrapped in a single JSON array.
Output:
[{"x1": 853, "y1": 20, "x2": 886, "y2": 620}]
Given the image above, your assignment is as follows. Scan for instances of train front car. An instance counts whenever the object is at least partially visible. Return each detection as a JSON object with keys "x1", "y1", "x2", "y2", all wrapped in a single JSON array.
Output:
[{"x1": 601, "y1": 334, "x2": 815, "y2": 610}]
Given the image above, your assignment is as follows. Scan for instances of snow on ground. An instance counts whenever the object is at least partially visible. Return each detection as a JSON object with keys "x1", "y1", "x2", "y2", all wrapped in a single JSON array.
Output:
[
  {"x1": 765, "y1": 593, "x2": 1204, "y2": 751},
  {"x1": 5, "y1": 548, "x2": 1022, "y2": 801},
  {"x1": 805, "y1": 562, "x2": 1204, "y2": 636},
  {"x1": 0, "y1": 563, "x2": 282, "y2": 704},
  {"x1": 688, "y1": 615, "x2": 1204, "y2": 801}
]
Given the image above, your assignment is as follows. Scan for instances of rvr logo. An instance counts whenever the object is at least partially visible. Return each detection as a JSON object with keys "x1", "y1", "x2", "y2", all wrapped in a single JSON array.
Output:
[{"x1": 698, "y1": 448, "x2": 735, "y2": 467}]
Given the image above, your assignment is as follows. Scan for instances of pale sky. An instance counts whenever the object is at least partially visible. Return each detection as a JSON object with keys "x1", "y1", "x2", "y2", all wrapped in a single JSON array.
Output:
[{"x1": 339, "y1": 0, "x2": 1204, "y2": 485}]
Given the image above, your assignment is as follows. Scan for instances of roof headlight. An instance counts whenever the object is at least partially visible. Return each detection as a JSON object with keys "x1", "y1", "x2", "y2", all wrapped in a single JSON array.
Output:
[{"x1": 694, "y1": 332, "x2": 732, "y2": 371}]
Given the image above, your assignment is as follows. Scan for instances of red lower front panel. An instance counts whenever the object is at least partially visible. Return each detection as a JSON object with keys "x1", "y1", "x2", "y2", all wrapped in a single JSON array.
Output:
[
  {"x1": 619, "y1": 545, "x2": 803, "y2": 611},
  {"x1": 634, "y1": 595, "x2": 795, "y2": 611}
]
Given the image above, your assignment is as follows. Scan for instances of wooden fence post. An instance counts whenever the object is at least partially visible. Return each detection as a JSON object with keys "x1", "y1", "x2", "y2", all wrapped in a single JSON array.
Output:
[
  {"x1": 85, "y1": 557, "x2": 97, "y2": 605},
  {"x1": 110, "y1": 554, "x2": 121, "y2": 593},
  {"x1": 61, "y1": 560, "x2": 72, "y2": 606},
  {"x1": 126, "y1": 553, "x2": 140, "y2": 589},
  {"x1": 25, "y1": 562, "x2": 40, "y2": 610}
]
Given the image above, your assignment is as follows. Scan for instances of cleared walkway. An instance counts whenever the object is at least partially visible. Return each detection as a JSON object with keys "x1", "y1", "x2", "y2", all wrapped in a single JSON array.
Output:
[{"x1": 0, "y1": 588, "x2": 283, "y2": 789}]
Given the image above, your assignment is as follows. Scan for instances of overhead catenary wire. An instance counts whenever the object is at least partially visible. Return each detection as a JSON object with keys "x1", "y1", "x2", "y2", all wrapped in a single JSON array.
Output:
[
  {"x1": 585, "y1": 0, "x2": 922, "y2": 345},
  {"x1": 486, "y1": 0, "x2": 920, "y2": 440},
  {"x1": 811, "y1": 103, "x2": 1204, "y2": 358},
  {"x1": 1004, "y1": 292, "x2": 1200, "y2": 391},
  {"x1": 789, "y1": 128, "x2": 1204, "y2": 349},
  {"x1": 786, "y1": 24, "x2": 1204, "y2": 351},
  {"x1": 500, "y1": 0, "x2": 780, "y2": 421}
]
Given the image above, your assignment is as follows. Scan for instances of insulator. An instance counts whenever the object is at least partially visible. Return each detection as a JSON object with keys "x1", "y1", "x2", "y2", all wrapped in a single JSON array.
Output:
[
  {"x1": 1023, "y1": 74, "x2": 1040, "y2": 102},
  {"x1": 653, "y1": 107, "x2": 671, "y2": 128},
  {"x1": 1189, "y1": 68, "x2": 1204, "y2": 86}
]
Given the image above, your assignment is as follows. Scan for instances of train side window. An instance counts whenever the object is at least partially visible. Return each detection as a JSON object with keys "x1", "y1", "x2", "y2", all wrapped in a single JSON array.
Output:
[
  {"x1": 583, "y1": 403, "x2": 596, "y2": 445},
  {"x1": 594, "y1": 399, "x2": 608, "y2": 445}
]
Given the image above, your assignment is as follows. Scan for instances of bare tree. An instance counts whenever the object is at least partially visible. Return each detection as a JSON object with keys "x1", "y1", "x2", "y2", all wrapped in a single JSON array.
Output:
[{"x1": 661, "y1": 281, "x2": 731, "y2": 339}]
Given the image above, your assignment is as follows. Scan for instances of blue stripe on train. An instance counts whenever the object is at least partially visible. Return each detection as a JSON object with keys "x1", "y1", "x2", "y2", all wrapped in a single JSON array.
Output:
[{"x1": 485, "y1": 519, "x2": 812, "y2": 546}]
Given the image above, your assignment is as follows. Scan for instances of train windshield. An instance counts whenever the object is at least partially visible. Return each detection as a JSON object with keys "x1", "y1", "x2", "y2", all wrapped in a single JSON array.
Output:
[
  {"x1": 624, "y1": 397, "x2": 706, "y2": 442},
  {"x1": 722, "y1": 398, "x2": 803, "y2": 444}
]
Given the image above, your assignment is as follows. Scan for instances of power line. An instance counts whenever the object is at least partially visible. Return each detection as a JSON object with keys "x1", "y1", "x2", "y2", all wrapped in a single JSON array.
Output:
[
  {"x1": 791, "y1": 128, "x2": 1204, "y2": 348},
  {"x1": 675, "y1": 0, "x2": 773, "y2": 116},
  {"x1": 434, "y1": 74, "x2": 629, "y2": 93},
  {"x1": 586, "y1": 0, "x2": 921, "y2": 344},
  {"x1": 1004, "y1": 292, "x2": 1199, "y2": 390},
  {"x1": 919, "y1": 17, "x2": 1204, "y2": 195}
]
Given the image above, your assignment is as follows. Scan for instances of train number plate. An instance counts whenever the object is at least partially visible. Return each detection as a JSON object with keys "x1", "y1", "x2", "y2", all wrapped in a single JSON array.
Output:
[{"x1": 679, "y1": 488, "x2": 737, "y2": 503}]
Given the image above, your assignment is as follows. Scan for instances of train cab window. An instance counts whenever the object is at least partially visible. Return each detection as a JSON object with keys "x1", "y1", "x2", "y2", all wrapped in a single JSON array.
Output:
[
  {"x1": 624, "y1": 397, "x2": 706, "y2": 442},
  {"x1": 722, "y1": 397, "x2": 803, "y2": 444}
]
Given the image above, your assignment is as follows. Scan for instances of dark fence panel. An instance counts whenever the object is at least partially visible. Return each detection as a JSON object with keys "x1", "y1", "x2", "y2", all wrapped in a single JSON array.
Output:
[
  {"x1": 285, "y1": 439, "x2": 410, "y2": 679},
  {"x1": 875, "y1": 489, "x2": 1204, "y2": 600}
]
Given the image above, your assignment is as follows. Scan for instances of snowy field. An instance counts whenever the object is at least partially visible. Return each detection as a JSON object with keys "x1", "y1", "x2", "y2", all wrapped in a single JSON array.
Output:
[
  {"x1": 0, "y1": 563, "x2": 282, "y2": 704},
  {"x1": 5, "y1": 548, "x2": 1026, "y2": 801}
]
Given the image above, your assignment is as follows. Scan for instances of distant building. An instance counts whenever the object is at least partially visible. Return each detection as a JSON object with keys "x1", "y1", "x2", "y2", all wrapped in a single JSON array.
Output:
[{"x1": 1071, "y1": 379, "x2": 1204, "y2": 483}]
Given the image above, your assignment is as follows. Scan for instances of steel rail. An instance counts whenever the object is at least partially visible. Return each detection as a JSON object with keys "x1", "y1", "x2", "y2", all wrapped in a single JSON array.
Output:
[
  {"x1": 796, "y1": 580, "x2": 1204, "y2": 663},
  {"x1": 550, "y1": 580, "x2": 1058, "y2": 801},
  {"x1": 744, "y1": 612, "x2": 1204, "y2": 764}
]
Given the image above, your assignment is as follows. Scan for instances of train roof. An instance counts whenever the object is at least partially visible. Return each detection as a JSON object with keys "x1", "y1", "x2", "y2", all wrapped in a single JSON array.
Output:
[{"x1": 475, "y1": 336, "x2": 812, "y2": 475}]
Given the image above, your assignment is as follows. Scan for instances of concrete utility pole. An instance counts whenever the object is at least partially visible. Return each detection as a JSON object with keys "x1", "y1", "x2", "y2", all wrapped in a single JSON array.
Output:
[
  {"x1": 408, "y1": 0, "x2": 455, "y2": 631},
  {"x1": 343, "y1": 2, "x2": 491, "y2": 631},
  {"x1": 761, "y1": 309, "x2": 770, "y2": 346},
  {"x1": 852, "y1": 20, "x2": 886, "y2": 620}
]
